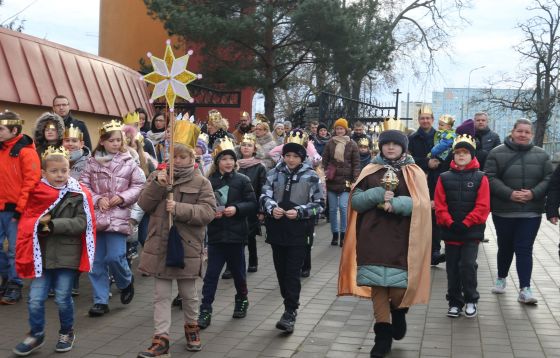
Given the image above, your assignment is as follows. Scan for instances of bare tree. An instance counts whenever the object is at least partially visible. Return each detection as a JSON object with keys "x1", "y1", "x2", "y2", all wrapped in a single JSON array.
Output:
[{"x1": 480, "y1": 0, "x2": 560, "y2": 146}]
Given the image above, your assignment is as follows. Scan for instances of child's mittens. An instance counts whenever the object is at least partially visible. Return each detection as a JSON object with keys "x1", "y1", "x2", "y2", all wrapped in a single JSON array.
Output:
[{"x1": 450, "y1": 221, "x2": 468, "y2": 233}]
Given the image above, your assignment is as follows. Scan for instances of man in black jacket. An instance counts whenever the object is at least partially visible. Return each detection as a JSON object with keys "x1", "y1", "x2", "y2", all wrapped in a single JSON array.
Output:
[
  {"x1": 474, "y1": 112, "x2": 501, "y2": 169},
  {"x1": 408, "y1": 107, "x2": 447, "y2": 266},
  {"x1": 52, "y1": 95, "x2": 92, "y2": 150}
]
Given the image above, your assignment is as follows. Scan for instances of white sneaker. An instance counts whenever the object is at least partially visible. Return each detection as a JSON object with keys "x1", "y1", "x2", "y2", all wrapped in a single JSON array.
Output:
[
  {"x1": 447, "y1": 306, "x2": 461, "y2": 318},
  {"x1": 518, "y1": 287, "x2": 538, "y2": 304},
  {"x1": 465, "y1": 303, "x2": 477, "y2": 318},
  {"x1": 491, "y1": 278, "x2": 506, "y2": 294}
]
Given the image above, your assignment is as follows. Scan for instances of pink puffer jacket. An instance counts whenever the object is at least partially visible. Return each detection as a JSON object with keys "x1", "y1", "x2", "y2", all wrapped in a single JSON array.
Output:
[{"x1": 80, "y1": 151, "x2": 146, "y2": 235}]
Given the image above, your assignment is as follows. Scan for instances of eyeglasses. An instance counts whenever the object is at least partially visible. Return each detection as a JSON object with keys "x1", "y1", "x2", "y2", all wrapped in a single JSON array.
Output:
[{"x1": 53, "y1": 103, "x2": 69, "y2": 107}]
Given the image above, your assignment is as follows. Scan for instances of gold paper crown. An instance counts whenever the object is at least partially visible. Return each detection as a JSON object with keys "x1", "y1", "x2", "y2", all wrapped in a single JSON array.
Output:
[
  {"x1": 174, "y1": 120, "x2": 200, "y2": 149},
  {"x1": 64, "y1": 124, "x2": 83, "y2": 140},
  {"x1": 255, "y1": 113, "x2": 269, "y2": 124},
  {"x1": 382, "y1": 117, "x2": 406, "y2": 132},
  {"x1": 357, "y1": 137, "x2": 370, "y2": 147},
  {"x1": 42, "y1": 145, "x2": 69, "y2": 160},
  {"x1": 453, "y1": 134, "x2": 477, "y2": 150},
  {"x1": 212, "y1": 136, "x2": 236, "y2": 158},
  {"x1": 122, "y1": 112, "x2": 140, "y2": 125},
  {"x1": 208, "y1": 110, "x2": 222, "y2": 123},
  {"x1": 439, "y1": 114, "x2": 455, "y2": 126},
  {"x1": 240, "y1": 111, "x2": 250, "y2": 118},
  {"x1": 241, "y1": 133, "x2": 256, "y2": 145},
  {"x1": 0, "y1": 110, "x2": 24, "y2": 126},
  {"x1": 285, "y1": 129, "x2": 308, "y2": 146},
  {"x1": 99, "y1": 120, "x2": 123, "y2": 136},
  {"x1": 198, "y1": 132, "x2": 209, "y2": 144},
  {"x1": 418, "y1": 104, "x2": 433, "y2": 117}
]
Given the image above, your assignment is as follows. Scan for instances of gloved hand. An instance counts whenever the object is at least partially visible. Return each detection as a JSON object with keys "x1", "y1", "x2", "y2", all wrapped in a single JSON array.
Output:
[{"x1": 450, "y1": 221, "x2": 468, "y2": 233}]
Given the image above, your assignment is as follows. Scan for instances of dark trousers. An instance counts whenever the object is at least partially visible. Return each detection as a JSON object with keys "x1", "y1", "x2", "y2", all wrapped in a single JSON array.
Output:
[
  {"x1": 271, "y1": 244, "x2": 306, "y2": 311},
  {"x1": 201, "y1": 243, "x2": 248, "y2": 310},
  {"x1": 432, "y1": 210, "x2": 441, "y2": 254},
  {"x1": 301, "y1": 226, "x2": 314, "y2": 271},
  {"x1": 445, "y1": 241, "x2": 479, "y2": 307},
  {"x1": 493, "y1": 215, "x2": 541, "y2": 288},
  {"x1": 247, "y1": 234, "x2": 257, "y2": 267}
]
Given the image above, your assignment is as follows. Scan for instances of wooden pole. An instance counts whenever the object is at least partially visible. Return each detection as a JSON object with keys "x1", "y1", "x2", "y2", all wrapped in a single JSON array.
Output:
[{"x1": 168, "y1": 108, "x2": 175, "y2": 228}]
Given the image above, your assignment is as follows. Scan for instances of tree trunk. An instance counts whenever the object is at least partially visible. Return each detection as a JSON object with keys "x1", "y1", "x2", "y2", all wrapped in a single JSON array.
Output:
[
  {"x1": 534, "y1": 113, "x2": 547, "y2": 147},
  {"x1": 263, "y1": 2, "x2": 275, "y2": 122}
]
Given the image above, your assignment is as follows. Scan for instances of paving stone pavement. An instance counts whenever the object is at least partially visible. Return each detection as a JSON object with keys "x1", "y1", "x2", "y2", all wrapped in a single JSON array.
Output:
[{"x1": 2, "y1": 217, "x2": 560, "y2": 357}]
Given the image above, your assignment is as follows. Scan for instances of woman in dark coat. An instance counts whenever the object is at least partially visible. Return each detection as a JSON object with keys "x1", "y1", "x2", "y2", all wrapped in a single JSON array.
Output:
[{"x1": 485, "y1": 118, "x2": 552, "y2": 304}]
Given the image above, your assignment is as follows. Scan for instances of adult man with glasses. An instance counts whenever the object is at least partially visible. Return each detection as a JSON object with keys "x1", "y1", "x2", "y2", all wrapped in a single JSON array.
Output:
[
  {"x1": 233, "y1": 111, "x2": 254, "y2": 144},
  {"x1": 408, "y1": 106, "x2": 447, "y2": 266},
  {"x1": 52, "y1": 95, "x2": 92, "y2": 150}
]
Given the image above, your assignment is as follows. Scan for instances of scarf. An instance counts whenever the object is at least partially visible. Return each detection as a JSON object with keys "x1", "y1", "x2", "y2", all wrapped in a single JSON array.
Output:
[
  {"x1": 172, "y1": 164, "x2": 195, "y2": 181},
  {"x1": 238, "y1": 156, "x2": 262, "y2": 169},
  {"x1": 376, "y1": 153, "x2": 412, "y2": 172},
  {"x1": 15, "y1": 177, "x2": 96, "y2": 278},
  {"x1": 359, "y1": 152, "x2": 371, "y2": 168},
  {"x1": 94, "y1": 150, "x2": 116, "y2": 165},
  {"x1": 332, "y1": 135, "x2": 350, "y2": 162},
  {"x1": 69, "y1": 149, "x2": 84, "y2": 163},
  {"x1": 148, "y1": 131, "x2": 166, "y2": 144}
]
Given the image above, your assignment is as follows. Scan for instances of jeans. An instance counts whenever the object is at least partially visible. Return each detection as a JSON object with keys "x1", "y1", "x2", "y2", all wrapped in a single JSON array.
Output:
[
  {"x1": 445, "y1": 241, "x2": 479, "y2": 307},
  {"x1": 89, "y1": 232, "x2": 132, "y2": 304},
  {"x1": 493, "y1": 215, "x2": 541, "y2": 288},
  {"x1": 271, "y1": 244, "x2": 307, "y2": 311},
  {"x1": 28, "y1": 268, "x2": 76, "y2": 335},
  {"x1": 0, "y1": 212, "x2": 21, "y2": 285},
  {"x1": 327, "y1": 191, "x2": 349, "y2": 233},
  {"x1": 201, "y1": 243, "x2": 247, "y2": 309}
]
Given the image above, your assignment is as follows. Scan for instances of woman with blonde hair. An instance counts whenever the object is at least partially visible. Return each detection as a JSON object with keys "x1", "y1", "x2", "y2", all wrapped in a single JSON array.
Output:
[
  {"x1": 254, "y1": 121, "x2": 277, "y2": 169},
  {"x1": 207, "y1": 110, "x2": 232, "y2": 150}
]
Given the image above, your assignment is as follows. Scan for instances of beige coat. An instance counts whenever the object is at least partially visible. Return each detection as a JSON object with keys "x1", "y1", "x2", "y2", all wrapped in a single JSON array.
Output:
[
  {"x1": 137, "y1": 169, "x2": 216, "y2": 279},
  {"x1": 338, "y1": 163, "x2": 432, "y2": 308}
]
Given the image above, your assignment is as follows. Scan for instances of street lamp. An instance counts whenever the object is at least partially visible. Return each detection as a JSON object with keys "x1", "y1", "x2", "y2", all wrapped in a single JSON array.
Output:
[{"x1": 465, "y1": 65, "x2": 486, "y2": 120}]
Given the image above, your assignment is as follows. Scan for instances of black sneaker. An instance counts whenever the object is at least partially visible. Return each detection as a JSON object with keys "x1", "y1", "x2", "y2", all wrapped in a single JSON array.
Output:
[
  {"x1": 13, "y1": 333, "x2": 45, "y2": 356},
  {"x1": 447, "y1": 306, "x2": 462, "y2": 318},
  {"x1": 221, "y1": 269, "x2": 232, "y2": 279},
  {"x1": 88, "y1": 303, "x2": 110, "y2": 317},
  {"x1": 55, "y1": 330, "x2": 75, "y2": 352},
  {"x1": 247, "y1": 265, "x2": 258, "y2": 273},
  {"x1": 276, "y1": 310, "x2": 297, "y2": 333},
  {"x1": 1, "y1": 282, "x2": 22, "y2": 305},
  {"x1": 120, "y1": 276, "x2": 134, "y2": 304},
  {"x1": 300, "y1": 269, "x2": 310, "y2": 278},
  {"x1": 233, "y1": 297, "x2": 249, "y2": 318},
  {"x1": 198, "y1": 309, "x2": 212, "y2": 329}
]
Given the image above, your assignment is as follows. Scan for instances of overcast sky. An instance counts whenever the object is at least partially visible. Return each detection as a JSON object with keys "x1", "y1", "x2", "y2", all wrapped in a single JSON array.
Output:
[{"x1": 0, "y1": 0, "x2": 536, "y2": 102}]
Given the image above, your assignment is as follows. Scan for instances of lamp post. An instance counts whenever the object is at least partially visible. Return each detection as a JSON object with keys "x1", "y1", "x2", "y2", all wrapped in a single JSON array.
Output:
[{"x1": 465, "y1": 65, "x2": 486, "y2": 121}]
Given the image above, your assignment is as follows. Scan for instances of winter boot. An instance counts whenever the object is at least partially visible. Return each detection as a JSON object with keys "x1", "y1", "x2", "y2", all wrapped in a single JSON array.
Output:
[
  {"x1": 233, "y1": 296, "x2": 249, "y2": 318},
  {"x1": 331, "y1": 232, "x2": 339, "y2": 246},
  {"x1": 276, "y1": 310, "x2": 297, "y2": 333},
  {"x1": 339, "y1": 232, "x2": 346, "y2": 247},
  {"x1": 390, "y1": 308, "x2": 408, "y2": 340},
  {"x1": 137, "y1": 335, "x2": 170, "y2": 358},
  {"x1": 185, "y1": 323, "x2": 202, "y2": 352},
  {"x1": 370, "y1": 322, "x2": 393, "y2": 358}
]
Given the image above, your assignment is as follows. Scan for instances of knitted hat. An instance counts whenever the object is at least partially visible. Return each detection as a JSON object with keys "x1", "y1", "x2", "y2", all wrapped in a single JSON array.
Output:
[
  {"x1": 317, "y1": 123, "x2": 327, "y2": 132},
  {"x1": 378, "y1": 130, "x2": 408, "y2": 153},
  {"x1": 282, "y1": 142, "x2": 307, "y2": 162},
  {"x1": 456, "y1": 119, "x2": 475, "y2": 137},
  {"x1": 196, "y1": 138, "x2": 209, "y2": 154},
  {"x1": 333, "y1": 118, "x2": 349, "y2": 130},
  {"x1": 214, "y1": 149, "x2": 237, "y2": 165},
  {"x1": 453, "y1": 140, "x2": 475, "y2": 158}
]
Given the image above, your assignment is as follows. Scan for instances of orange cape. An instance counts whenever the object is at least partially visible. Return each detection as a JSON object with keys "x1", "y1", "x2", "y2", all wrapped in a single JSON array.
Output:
[{"x1": 338, "y1": 163, "x2": 432, "y2": 307}]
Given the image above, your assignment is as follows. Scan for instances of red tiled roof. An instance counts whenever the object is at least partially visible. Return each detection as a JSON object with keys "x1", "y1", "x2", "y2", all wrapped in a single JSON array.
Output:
[{"x1": 0, "y1": 27, "x2": 153, "y2": 118}]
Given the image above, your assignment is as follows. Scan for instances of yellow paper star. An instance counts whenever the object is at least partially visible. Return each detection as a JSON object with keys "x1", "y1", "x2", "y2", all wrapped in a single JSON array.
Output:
[{"x1": 143, "y1": 40, "x2": 201, "y2": 109}]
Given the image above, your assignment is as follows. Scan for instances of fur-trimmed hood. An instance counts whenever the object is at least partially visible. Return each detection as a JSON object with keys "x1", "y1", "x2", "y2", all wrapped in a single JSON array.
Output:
[{"x1": 33, "y1": 112, "x2": 65, "y2": 151}]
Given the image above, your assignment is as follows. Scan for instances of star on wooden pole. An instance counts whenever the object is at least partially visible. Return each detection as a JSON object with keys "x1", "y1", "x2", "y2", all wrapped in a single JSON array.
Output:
[{"x1": 142, "y1": 39, "x2": 201, "y2": 110}]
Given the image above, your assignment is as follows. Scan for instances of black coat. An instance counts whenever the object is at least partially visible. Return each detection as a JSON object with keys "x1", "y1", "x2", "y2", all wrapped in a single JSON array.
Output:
[
  {"x1": 207, "y1": 171, "x2": 257, "y2": 244},
  {"x1": 475, "y1": 127, "x2": 501, "y2": 169},
  {"x1": 408, "y1": 128, "x2": 449, "y2": 198},
  {"x1": 239, "y1": 162, "x2": 267, "y2": 235},
  {"x1": 63, "y1": 114, "x2": 92, "y2": 150}
]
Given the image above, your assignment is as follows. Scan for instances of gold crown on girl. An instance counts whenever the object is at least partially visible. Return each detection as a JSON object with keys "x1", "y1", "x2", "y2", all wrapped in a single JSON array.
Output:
[
  {"x1": 255, "y1": 113, "x2": 269, "y2": 124},
  {"x1": 64, "y1": 124, "x2": 83, "y2": 140},
  {"x1": 241, "y1": 133, "x2": 257, "y2": 145},
  {"x1": 382, "y1": 117, "x2": 406, "y2": 132},
  {"x1": 285, "y1": 129, "x2": 308, "y2": 146},
  {"x1": 99, "y1": 120, "x2": 123, "y2": 136},
  {"x1": 453, "y1": 134, "x2": 477, "y2": 149},
  {"x1": 357, "y1": 137, "x2": 370, "y2": 147},
  {"x1": 42, "y1": 145, "x2": 69, "y2": 160},
  {"x1": 212, "y1": 137, "x2": 236, "y2": 158},
  {"x1": 439, "y1": 114, "x2": 455, "y2": 126},
  {"x1": 122, "y1": 112, "x2": 140, "y2": 125}
]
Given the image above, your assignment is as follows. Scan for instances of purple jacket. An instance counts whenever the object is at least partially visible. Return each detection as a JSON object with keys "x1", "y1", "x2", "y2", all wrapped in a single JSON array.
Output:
[{"x1": 80, "y1": 151, "x2": 145, "y2": 235}]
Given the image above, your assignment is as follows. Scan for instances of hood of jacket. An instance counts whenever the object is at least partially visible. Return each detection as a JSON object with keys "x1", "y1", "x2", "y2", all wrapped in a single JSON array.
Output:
[
  {"x1": 34, "y1": 113, "x2": 65, "y2": 147},
  {"x1": 504, "y1": 136, "x2": 533, "y2": 152}
]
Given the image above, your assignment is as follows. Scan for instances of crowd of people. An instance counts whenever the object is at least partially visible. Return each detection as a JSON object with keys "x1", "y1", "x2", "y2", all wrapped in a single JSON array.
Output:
[{"x1": 0, "y1": 95, "x2": 558, "y2": 358}]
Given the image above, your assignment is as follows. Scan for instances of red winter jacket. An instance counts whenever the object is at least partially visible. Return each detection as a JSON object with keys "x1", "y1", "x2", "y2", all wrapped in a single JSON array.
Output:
[{"x1": 0, "y1": 134, "x2": 41, "y2": 218}]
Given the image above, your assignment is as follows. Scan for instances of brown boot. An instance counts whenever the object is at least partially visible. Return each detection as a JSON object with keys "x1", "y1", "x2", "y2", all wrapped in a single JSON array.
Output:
[
  {"x1": 137, "y1": 335, "x2": 170, "y2": 358},
  {"x1": 185, "y1": 323, "x2": 202, "y2": 352}
]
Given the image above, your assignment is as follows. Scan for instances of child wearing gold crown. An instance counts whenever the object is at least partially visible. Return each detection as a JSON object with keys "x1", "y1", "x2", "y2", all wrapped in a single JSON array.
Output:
[
  {"x1": 13, "y1": 147, "x2": 96, "y2": 355},
  {"x1": 80, "y1": 120, "x2": 145, "y2": 317},
  {"x1": 428, "y1": 114, "x2": 456, "y2": 162},
  {"x1": 434, "y1": 119, "x2": 490, "y2": 319},
  {"x1": 62, "y1": 124, "x2": 91, "y2": 180}
]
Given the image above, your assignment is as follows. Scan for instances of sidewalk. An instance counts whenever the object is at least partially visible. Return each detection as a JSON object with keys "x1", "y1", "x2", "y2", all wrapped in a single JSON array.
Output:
[{"x1": 1, "y1": 217, "x2": 560, "y2": 357}]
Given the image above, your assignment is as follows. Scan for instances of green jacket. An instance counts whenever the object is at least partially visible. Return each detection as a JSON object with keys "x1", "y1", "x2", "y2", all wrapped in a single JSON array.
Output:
[
  {"x1": 485, "y1": 137, "x2": 552, "y2": 215},
  {"x1": 41, "y1": 192, "x2": 87, "y2": 270}
]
